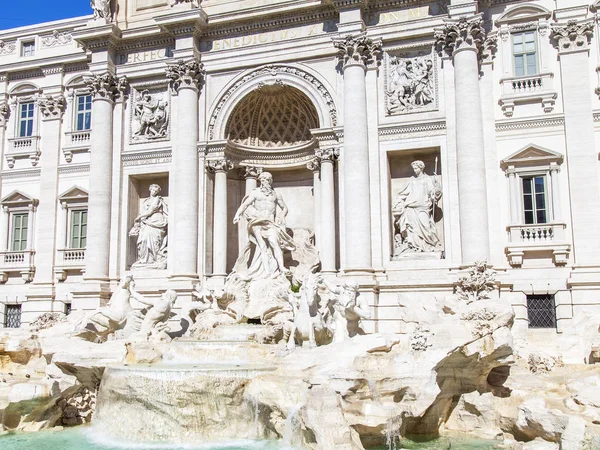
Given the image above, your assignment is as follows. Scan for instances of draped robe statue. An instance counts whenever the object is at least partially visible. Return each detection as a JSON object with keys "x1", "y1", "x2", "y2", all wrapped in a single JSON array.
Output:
[{"x1": 129, "y1": 184, "x2": 168, "y2": 269}]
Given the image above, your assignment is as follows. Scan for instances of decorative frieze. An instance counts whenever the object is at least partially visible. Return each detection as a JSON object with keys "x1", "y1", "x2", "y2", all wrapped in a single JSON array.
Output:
[
  {"x1": 165, "y1": 59, "x2": 204, "y2": 92},
  {"x1": 83, "y1": 73, "x2": 128, "y2": 101},
  {"x1": 434, "y1": 16, "x2": 487, "y2": 57},
  {"x1": 39, "y1": 95, "x2": 67, "y2": 121},
  {"x1": 122, "y1": 150, "x2": 172, "y2": 167},
  {"x1": 41, "y1": 30, "x2": 72, "y2": 48},
  {"x1": 0, "y1": 40, "x2": 16, "y2": 55},
  {"x1": 131, "y1": 89, "x2": 170, "y2": 143},
  {"x1": 206, "y1": 159, "x2": 234, "y2": 173},
  {"x1": 332, "y1": 33, "x2": 383, "y2": 69},
  {"x1": 385, "y1": 50, "x2": 437, "y2": 115},
  {"x1": 551, "y1": 19, "x2": 594, "y2": 52}
]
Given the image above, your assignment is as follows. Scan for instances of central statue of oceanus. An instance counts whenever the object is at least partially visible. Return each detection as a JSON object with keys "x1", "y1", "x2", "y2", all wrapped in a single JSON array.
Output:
[{"x1": 232, "y1": 171, "x2": 296, "y2": 281}]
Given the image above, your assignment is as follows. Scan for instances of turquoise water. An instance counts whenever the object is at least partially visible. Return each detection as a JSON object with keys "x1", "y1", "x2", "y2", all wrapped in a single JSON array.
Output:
[
  {"x1": 0, "y1": 427, "x2": 283, "y2": 450},
  {"x1": 380, "y1": 435, "x2": 501, "y2": 449}
]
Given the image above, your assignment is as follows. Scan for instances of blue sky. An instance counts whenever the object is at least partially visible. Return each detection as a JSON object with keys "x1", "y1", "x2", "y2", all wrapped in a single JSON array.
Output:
[{"x1": 1, "y1": 0, "x2": 91, "y2": 31}]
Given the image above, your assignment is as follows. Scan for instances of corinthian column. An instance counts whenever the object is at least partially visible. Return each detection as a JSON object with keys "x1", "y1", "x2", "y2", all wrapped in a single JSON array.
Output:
[
  {"x1": 207, "y1": 158, "x2": 233, "y2": 279},
  {"x1": 551, "y1": 20, "x2": 600, "y2": 266},
  {"x1": 83, "y1": 73, "x2": 127, "y2": 280},
  {"x1": 166, "y1": 59, "x2": 204, "y2": 278},
  {"x1": 316, "y1": 148, "x2": 339, "y2": 274},
  {"x1": 333, "y1": 33, "x2": 381, "y2": 273},
  {"x1": 435, "y1": 17, "x2": 490, "y2": 264}
]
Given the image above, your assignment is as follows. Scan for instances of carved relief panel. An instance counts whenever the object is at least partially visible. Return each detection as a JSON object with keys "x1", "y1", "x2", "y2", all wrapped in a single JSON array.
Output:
[
  {"x1": 384, "y1": 49, "x2": 438, "y2": 115},
  {"x1": 130, "y1": 86, "x2": 170, "y2": 144}
]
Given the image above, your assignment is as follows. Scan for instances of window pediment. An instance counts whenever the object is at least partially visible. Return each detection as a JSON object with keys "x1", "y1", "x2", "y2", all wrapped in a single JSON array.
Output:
[
  {"x1": 496, "y1": 4, "x2": 552, "y2": 26},
  {"x1": 0, "y1": 190, "x2": 38, "y2": 208},
  {"x1": 501, "y1": 144, "x2": 563, "y2": 170},
  {"x1": 58, "y1": 186, "x2": 88, "y2": 203}
]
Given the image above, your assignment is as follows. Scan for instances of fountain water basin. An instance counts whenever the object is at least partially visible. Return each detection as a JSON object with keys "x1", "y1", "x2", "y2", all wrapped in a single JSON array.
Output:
[{"x1": 94, "y1": 363, "x2": 277, "y2": 445}]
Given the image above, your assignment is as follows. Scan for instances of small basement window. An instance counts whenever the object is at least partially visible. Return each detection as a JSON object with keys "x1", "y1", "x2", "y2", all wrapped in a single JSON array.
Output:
[
  {"x1": 5, "y1": 304, "x2": 22, "y2": 328},
  {"x1": 526, "y1": 294, "x2": 556, "y2": 328}
]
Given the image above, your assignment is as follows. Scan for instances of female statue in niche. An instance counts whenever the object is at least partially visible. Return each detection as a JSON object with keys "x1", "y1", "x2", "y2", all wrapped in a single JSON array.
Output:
[
  {"x1": 129, "y1": 184, "x2": 168, "y2": 269},
  {"x1": 392, "y1": 160, "x2": 442, "y2": 256}
]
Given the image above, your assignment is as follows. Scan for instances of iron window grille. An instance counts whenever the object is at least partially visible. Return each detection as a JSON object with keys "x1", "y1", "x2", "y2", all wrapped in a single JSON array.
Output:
[
  {"x1": 5, "y1": 304, "x2": 22, "y2": 328},
  {"x1": 527, "y1": 294, "x2": 556, "y2": 328}
]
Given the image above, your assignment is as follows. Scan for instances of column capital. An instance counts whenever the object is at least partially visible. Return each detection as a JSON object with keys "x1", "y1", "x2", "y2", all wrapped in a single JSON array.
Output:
[
  {"x1": 332, "y1": 32, "x2": 382, "y2": 70},
  {"x1": 243, "y1": 165, "x2": 262, "y2": 179},
  {"x1": 434, "y1": 16, "x2": 487, "y2": 58},
  {"x1": 551, "y1": 19, "x2": 594, "y2": 54},
  {"x1": 166, "y1": 59, "x2": 204, "y2": 92},
  {"x1": 306, "y1": 159, "x2": 320, "y2": 172},
  {"x1": 83, "y1": 73, "x2": 128, "y2": 101},
  {"x1": 38, "y1": 94, "x2": 67, "y2": 121},
  {"x1": 206, "y1": 158, "x2": 233, "y2": 173},
  {"x1": 316, "y1": 148, "x2": 339, "y2": 163},
  {"x1": 0, "y1": 101, "x2": 8, "y2": 127}
]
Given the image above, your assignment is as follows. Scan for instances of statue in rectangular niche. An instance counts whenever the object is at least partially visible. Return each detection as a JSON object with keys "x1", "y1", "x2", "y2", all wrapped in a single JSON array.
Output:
[
  {"x1": 392, "y1": 160, "x2": 442, "y2": 257},
  {"x1": 129, "y1": 184, "x2": 168, "y2": 269}
]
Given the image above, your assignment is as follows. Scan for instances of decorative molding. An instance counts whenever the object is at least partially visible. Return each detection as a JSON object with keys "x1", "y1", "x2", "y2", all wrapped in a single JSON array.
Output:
[
  {"x1": 495, "y1": 116, "x2": 565, "y2": 132},
  {"x1": 0, "y1": 168, "x2": 41, "y2": 180},
  {"x1": 41, "y1": 30, "x2": 73, "y2": 47},
  {"x1": 165, "y1": 59, "x2": 204, "y2": 93},
  {"x1": 378, "y1": 120, "x2": 446, "y2": 140},
  {"x1": 58, "y1": 163, "x2": 90, "y2": 174},
  {"x1": 551, "y1": 19, "x2": 594, "y2": 52},
  {"x1": 208, "y1": 65, "x2": 338, "y2": 140},
  {"x1": 83, "y1": 73, "x2": 128, "y2": 101},
  {"x1": 306, "y1": 158, "x2": 320, "y2": 172},
  {"x1": 333, "y1": 32, "x2": 383, "y2": 69},
  {"x1": 170, "y1": 0, "x2": 200, "y2": 7},
  {"x1": 122, "y1": 149, "x2": 172, "y2": 167},
  {"x1": 38, "y1": 95, "x2": 67, "y2": 120},
  {"x1": 315, "y1": 148, "x2": 339, "y2": 162}
]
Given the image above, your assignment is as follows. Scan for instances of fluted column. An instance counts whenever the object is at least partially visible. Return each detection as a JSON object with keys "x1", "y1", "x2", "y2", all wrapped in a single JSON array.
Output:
[
  {"x1": 32, "y1": 94, "x2": 66, "y2": 284},
  {"x1": 166, "y1": 60, "x2": 204, "y2": 278},
  {"x1": 207, "y1": 159, "x2": 233, "y2": 278},
  {"x1": 239, "y1": 166, "x2": 262, "y2": 253},
  {"x1": 435, "y1": 17, "x2": 490, "y2": 264},
  {"x1": 333, "y1": 33, "x2": 381, "y2": 273},
  {"x1": 316, "y1": 148, "x2": 339, "y2": 274},
  {"x1": 306, "y1": 159, "x2": 321, "y2": 250},
  {"x1": 82, "y1": 74, "x2": 126, "y2": 280},
  {"x1": 551, "y1": 20, "x2": 600, "y2": 265}
]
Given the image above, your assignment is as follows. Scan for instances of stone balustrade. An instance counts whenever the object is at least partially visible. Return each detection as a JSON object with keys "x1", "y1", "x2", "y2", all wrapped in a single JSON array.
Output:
[
  {"x1": 0, "y1": 249, "x2": 35, "y2": 282},
  {"x1": 506, "y1": 222, "x2": 570, "y2": 267},
  {"x1": 63, "y1": 131, "x2": 91, "y2": 163},
  {"x1": 6, "y1": 136, "x2": 40, "y2": 168},
  {"x1": 55, "y1": 248, "x2": 86, "y2": 281},
  {"x1": 499, "y1": 72, "x2": 557, "y2": 116}
]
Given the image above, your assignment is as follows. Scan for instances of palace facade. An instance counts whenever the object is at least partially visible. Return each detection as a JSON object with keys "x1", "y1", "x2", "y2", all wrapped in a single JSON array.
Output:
[{"x1": 0, "y1": 0, "x2": 599, "y2": 358}]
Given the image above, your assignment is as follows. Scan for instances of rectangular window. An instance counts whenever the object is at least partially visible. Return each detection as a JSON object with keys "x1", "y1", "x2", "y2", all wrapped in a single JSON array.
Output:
[
  {"x1": 64, "y1": 302, "x2": 72, "y2": 315},
  {"x1": 527, "y1": 294, "x2": 556, "y2": 328},
  {"x1": 11, "y1": 213, "x2": 28, "y2": 251},
  {"x1": 5, "y1": 304, "x2": 22, "y2": 328},
  {"x1": 75, "y1": 95, "x2": 92, "y2": 131},
  {"x1": 522, "y1": 176, "x2": 547, "y2": 224},
  {"x1": 513, "y1": 31, "x2": 537, "y2": 77},
  {"x1": 21, "y1": 41, "x2": 35, "y2": 57},
  {"x1": 18, "y1": 102, "x2": 35, "y2": 137},
  {"x1": 70, "y1": 209, "x2": 87, "y2": 249}
]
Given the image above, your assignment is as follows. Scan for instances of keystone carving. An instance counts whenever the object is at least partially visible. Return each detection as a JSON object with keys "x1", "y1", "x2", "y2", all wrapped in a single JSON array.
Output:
[
  {"x1": 332, "y1": 33, "x2": 382, "y2": 69},
  {"x1": 434, "y1": 17, "x2": 487, "y2": 57},
  {"x1": 39, "y1": 95, "x2": 67, "y2": 120},
  {"x1": 551, "y1": 19, "x2": 594, "y2": 52},
  {"x1": 206, "y1": 159, "x2": 233, "y2": 173},
  {"x1": 166, "y1": 59, "x2": 204, "y2": 92},
  {"x1": 83, "y1": 73, "x2": 128, "y2": 101}
]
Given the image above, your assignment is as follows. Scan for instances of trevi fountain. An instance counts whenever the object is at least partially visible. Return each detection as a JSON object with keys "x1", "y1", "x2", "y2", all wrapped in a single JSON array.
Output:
[{"x1": 0, "y1": 169, "x2": 599, "y2": 450}]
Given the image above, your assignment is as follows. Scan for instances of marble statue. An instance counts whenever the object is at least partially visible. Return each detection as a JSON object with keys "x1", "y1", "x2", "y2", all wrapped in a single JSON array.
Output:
[
  {"x1": 90, "y1": 0, "x2": 111, "y2": 21},
  {"x1": 321, "y1": 279, "x2": 370, "y2": 343},
  {"x1": 133, "y1": 90, "x2": 169, "y2": 140},
  {"x1": 392, "y1": 160, "x2": 442, "y2": 255},
  {"x1": 387, "y1": 55, "x2": 434, "y2": 114},
  {"x1": 129, "y1": 184, "x2": 168, "y2": 269},
  {"x1": 135, "y1": 290, "x2": 178, "y2": 341},
  {"x1": 77, "y1": 275, "x2": 143, "y2": 341},
  {"x1": 233, "y1": 171, "x2": 296, "y2": 281},
  {"x1": 287, "y1": 272, "x2": 328, "y2": 349}
]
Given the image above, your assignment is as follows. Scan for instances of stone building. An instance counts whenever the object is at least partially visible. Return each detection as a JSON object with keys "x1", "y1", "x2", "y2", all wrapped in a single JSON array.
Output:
[{"x1": 0, "y1": 0, "x2": 598, "y2": 358}]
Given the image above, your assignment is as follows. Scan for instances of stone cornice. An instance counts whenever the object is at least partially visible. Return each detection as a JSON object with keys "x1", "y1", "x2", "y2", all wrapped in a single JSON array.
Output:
[
  {"x1": 378, "y1": 120, "x2": 446, "y2": 139},
  {"x1": 1, "y1": 168, "x2": 41, "y2": 180},
  {"x1": 72, "y1": 24, "x2": 122, "y2": 52},
  {"x1": 122, "y1": 149, "x2": 171, "y2": 166},
  {"x1": 117, "y1": 35, "x2": 176, "y2": 53},
  {"x1": 154, "y1": 9, "x2": 207, "y2": 37},
  {"x1": 58, "y1": 163, "x2": 90, "y2": 174},
  {"x1": 551, "y1": 19, "x2": 594, "y2": 53},
  {"x1": 495, "y1": 116, "x2": 565, "y2": 132}
]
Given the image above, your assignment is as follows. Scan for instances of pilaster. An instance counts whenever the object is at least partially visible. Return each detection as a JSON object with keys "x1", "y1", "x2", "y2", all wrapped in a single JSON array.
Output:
[
  {"x1": 207, "y1": 158, "x2": 233, "y2": 280},
  {"x1": 316, "y1": 148, "x2": 339, "y2": 274}
]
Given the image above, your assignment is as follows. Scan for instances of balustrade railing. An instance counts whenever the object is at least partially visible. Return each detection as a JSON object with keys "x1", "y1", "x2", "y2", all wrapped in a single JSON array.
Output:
[
  {"x1": 0, "y1": 250, "x2": 35, "y2": 268},
  {"x1": 507, "y1": 223, "x2": 566, "y2": 244},
  {"x1": 57, "y1": 248, "x2": 86, "y2": 265},
  {"x1": 66, "y1": 130, "x2": 91, "y2": 146}
]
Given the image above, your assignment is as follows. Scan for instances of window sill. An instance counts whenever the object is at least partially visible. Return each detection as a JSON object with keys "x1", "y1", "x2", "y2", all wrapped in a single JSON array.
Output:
[
  {"x1": 6, "y1": 136, "x2": 40, "y2": 168},
  {"x1": 499, "y1": 73, "x2": 557, "y2": 117},
  {"x1": 0, "y1": 250, "x2": 35, "y2": 282},
  {"x1": 506, "y1": 222, "x2": 570, "y2": 267}
]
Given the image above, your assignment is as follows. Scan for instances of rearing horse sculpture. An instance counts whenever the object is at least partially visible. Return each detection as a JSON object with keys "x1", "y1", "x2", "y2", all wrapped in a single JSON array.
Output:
[{"x1": 287, "y1": 272, "x2": 328, "y2": 350}]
